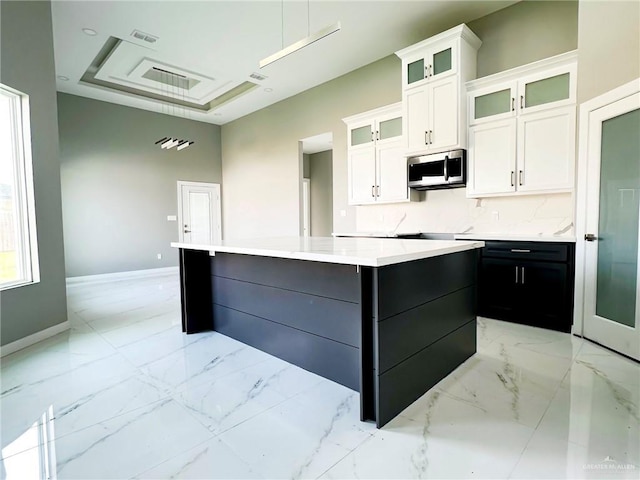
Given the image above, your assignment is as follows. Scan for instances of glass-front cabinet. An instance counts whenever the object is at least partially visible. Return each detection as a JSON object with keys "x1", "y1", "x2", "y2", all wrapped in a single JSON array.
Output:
[
  {"x1": 466, "y1": 51, "x2": 578, "y2": 197},
  {"x1": 405, "y1": 43, "x2": 455, "y2": 87},
  {"x1": 343, "y1": 103, "x2": 416, "y2": 205},
  {"x1": 396, "y1": 24, "x2": 482, "y2": 157}
]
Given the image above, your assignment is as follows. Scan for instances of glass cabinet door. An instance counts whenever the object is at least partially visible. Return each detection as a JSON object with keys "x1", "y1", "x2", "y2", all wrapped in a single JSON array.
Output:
[
  {"x1": 525, "y1": 73, "x2": 570, "y2": 108},
  {"x1": 378, "y1": 116, "x2": 402, "y2": 141},
  {"x1": 407, "y1": 58, "x2": 425, "y2": 85},
  {"x1": 474, "y1": 89, "x2": 512, "y2": 120},
  {"x1": 469, "y1": 84, "x2": 516, "y2": 124},
  {"x1": 350, "y1": 124, "x2": 373, "y2": 147},
  {"x1": 518, "y1": 66, "x2": 575, "y2": 113},
  {"x1": 431, "y1": 47, "x2": 452, "y2": 77}
]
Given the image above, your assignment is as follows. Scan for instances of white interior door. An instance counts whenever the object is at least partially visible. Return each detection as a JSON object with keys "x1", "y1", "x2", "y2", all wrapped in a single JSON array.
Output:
[
  {"x1": 177, "y1": 181, "x2": 221, "y2": 244},
  {"x1": 583, "y1": 92, "x2": 640, "y2": 360}
]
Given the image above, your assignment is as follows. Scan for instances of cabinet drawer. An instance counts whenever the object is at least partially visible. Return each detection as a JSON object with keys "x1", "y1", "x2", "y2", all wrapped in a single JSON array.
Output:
[{"x1": 481, "y1": 241, "x2": 569, "y2": 262}]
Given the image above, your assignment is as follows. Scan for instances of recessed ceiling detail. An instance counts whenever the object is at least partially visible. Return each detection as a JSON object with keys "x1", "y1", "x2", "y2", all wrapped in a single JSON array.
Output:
[
  {"x1": 79, "y1": 37, "x2": 258, "y2": 113},
  {"x1": 141, "y1": 67, "x2": 200, "y2": 91}
]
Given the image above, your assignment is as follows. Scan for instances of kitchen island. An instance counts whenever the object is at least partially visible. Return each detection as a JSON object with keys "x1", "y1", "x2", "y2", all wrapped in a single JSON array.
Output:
[{"x1": 171, "y1": 237, "x2": 484, "y2": 427}]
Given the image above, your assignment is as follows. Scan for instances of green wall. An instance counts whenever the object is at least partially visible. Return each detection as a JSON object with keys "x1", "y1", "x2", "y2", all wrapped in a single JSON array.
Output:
[
  {"x1": 0, "y1": 0, "x2": 68, "y2": 347},
  {"x1": 58, "y1": 93, "x2": 222, "y2": 277}
]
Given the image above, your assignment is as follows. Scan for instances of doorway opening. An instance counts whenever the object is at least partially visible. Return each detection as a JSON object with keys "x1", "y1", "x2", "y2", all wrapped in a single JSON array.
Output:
[{"x1": 299, "y1": 133, "x2": 333, "y2": 237}]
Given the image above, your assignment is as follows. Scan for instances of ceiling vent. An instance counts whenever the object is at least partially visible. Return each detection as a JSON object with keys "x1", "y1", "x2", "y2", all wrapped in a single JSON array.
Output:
[
  {"x1": 249, "y1": 72, "x2": 267, "y2": 81},
  {"x1": 131, "y1": 29, "x2": 158, "y2": 44}
]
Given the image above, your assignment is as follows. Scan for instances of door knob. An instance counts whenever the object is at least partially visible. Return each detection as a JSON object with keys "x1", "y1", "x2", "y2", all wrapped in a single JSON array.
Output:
[
  {"x1": 184, "y1": 229, "x2": 191, "y2": 233},
  {"x1": 584, "y1": 233, "x2": 597, "y2": 241}
]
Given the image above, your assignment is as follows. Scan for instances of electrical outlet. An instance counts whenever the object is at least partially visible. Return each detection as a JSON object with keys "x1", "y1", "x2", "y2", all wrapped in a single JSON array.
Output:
[
  {"x1": 157, "y1": 253, "x2": 162, "y2": 260},
  {"x1": 492, "y1": 211, "x2": 500, "y2": 221}
]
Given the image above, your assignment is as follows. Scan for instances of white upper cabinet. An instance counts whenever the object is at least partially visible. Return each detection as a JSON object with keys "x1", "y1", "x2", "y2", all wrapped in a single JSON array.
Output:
[
  {"x1": 343, "y1": 103, "x2": 416, "y2": 205},
  {"x1": 396, "y1": 24, "x2": 482, "y2": 157},
  {"x1": 466, "y1": 51, "x2": 578, "y2": 197}
]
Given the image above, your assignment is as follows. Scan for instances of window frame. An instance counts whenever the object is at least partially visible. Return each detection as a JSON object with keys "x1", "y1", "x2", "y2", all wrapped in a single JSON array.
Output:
[{"x1": 0, "y1": 83, "x2": 39, "y2": 291}]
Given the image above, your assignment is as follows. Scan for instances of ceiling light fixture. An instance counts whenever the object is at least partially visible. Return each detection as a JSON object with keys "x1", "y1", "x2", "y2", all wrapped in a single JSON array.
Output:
[
  {"x1": 259, "y1": 0, "x2": 340, "y2": 69},
  {"x1": 82, "y1": 28, "x2": 98, "y2": 36},
  {"x1": 177, "y1": 141, "x2": 194, "y2": 151},
  {"x1": 57, "y1": 75, "x2": 69, "y2": 81},
  {"x1": 154, "y1": 68, "x2": 195, "y2": 152}
]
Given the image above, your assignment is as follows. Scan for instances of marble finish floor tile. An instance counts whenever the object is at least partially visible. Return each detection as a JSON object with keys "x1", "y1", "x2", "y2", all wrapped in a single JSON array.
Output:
[
  {"x1": 321, "y1": 390, "x2": 535, "y2": 479},
  {"x1": 174, "y1": 357, "x2": 324, "y2": 434},
  {"x1": 136, "y1": 437, "x2": 263, "y2": 479},
  {"x1": 1, "y1": 272, "x2": 638, "y2": 479},
  {"x1": 3, "y1": 399, "x2": 214, "y2": 479}
]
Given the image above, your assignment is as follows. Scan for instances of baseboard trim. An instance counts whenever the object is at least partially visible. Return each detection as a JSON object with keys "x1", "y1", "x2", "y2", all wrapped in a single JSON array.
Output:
[
  {"x1": 1, "y1": 321, "x2": 70, "y2": 358},
  {"x1": 66, "y1": 266, "x2": 179, "y2": 286}
]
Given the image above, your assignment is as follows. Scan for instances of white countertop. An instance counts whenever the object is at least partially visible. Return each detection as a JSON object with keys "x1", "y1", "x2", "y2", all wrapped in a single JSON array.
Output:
[
  {"x1": 332, "y1": 232, "x2": 421, "y2": 238},
  {"x1": 171, "y1": 236, "x2": 484, "y2": 267},
  {"x1": 454, "y1": 233, "x2": 576, "y2": 243}
]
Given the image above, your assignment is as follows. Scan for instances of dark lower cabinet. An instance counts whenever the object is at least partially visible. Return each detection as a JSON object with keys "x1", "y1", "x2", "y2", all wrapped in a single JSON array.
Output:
[{"x1": 477, "y1": 241, "x2": 575, "y2": 333}]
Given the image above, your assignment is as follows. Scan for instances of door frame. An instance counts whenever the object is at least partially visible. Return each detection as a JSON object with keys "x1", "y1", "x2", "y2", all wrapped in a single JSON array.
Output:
[
  {"x1": 302, "y1": 178, "x2": 311, "y2": 237},
  {"x1": 176, "y1": 181, "x2": 222, "y2": 243},
  {"x1": 573, "y1": 78, "x2": 640, "y2": 336}
]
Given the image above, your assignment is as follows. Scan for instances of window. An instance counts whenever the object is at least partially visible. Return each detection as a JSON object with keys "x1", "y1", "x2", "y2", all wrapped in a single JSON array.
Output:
[{"x1": 0, "y1": 84, "x2": 39, "y2": 290}]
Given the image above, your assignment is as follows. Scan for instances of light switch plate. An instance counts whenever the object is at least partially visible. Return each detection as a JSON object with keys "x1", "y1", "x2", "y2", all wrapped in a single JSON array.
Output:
[{"x1": 167, "y1": 215, "x2": 177, "y2": 221}]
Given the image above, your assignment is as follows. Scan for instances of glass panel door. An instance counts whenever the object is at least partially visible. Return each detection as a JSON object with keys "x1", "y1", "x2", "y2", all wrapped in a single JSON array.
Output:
[
  {"x1": 595, "y1": 108, "x2": 640, "y2": 327},
  {"x1": 583, "y1": 89, "x2": 640, "y2": 361}
]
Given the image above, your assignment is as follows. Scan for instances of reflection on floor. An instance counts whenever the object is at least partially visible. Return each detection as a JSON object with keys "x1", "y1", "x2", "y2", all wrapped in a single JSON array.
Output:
[{"x1": 1, "y1": 272, "x2": 638, "y2": 479}]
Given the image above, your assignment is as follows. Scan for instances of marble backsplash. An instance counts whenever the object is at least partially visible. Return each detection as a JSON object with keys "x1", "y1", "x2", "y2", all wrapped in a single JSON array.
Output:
[{"x1": 356, "y1": 189, "x2": 574, "y2": 237}]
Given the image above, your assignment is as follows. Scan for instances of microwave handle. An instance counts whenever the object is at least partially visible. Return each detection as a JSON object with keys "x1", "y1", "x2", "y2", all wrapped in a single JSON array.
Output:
[{"x1": 443, "y1": 155, "x2": 449, "y2": 181}]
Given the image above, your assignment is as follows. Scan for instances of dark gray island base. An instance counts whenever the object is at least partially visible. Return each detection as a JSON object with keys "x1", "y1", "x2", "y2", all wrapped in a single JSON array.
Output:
[{"x1": 178, "y1": 247, "x2": 478, "y2": 428}]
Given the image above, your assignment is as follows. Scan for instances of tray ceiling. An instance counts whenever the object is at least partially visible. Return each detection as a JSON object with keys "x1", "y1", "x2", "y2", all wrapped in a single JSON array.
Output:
[{"x1": 51, "y1": 0, "x2": 517, "y2": 125}]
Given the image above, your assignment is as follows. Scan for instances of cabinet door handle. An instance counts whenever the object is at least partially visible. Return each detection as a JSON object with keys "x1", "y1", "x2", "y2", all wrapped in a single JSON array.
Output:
[
  {"x1": 511, "y1": 97, "x2": 515, "y2": 111},
  {"x1": 515, "y1": 266, "x2": 519, "y2": 284},
  {"x1": 371, "y1": 186, "x2": 375, "y2": 197},
  {"x1": 511, "y1": 171, "x2": 515, "y2": 186},
  {"x1": 519, "y1": 170, "x2": 524, "y2": 186},
  {"x1": 376, "y1": 130, "x2": 380, "y2": 141},
  {"x1": 521, "y1": 267, "x2": 525, "y2": 284},
  {"x1": 520, "y1": 95, "x2": 524, "y2": 109},
  {"x1": 376, "y1": 185, "x2": 380, "y2": 197},
  {"x1": 425, "y1": 131, "x2": 429, "y2": 145},
  {"x1": 429, "y1": 130, "x2": 433, "y2": 144},
  {"x1": 511, "y1": 249, "x2": 531, "y2": 253},
  {"x1": 371, "y1": 131, "x2": 374, "y2": 142}
]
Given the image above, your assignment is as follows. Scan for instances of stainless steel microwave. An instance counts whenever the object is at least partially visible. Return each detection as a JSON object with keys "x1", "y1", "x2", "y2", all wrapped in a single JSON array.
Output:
[{"x1": 407, "y1": 149, "x2": 467, "y2": 190}]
